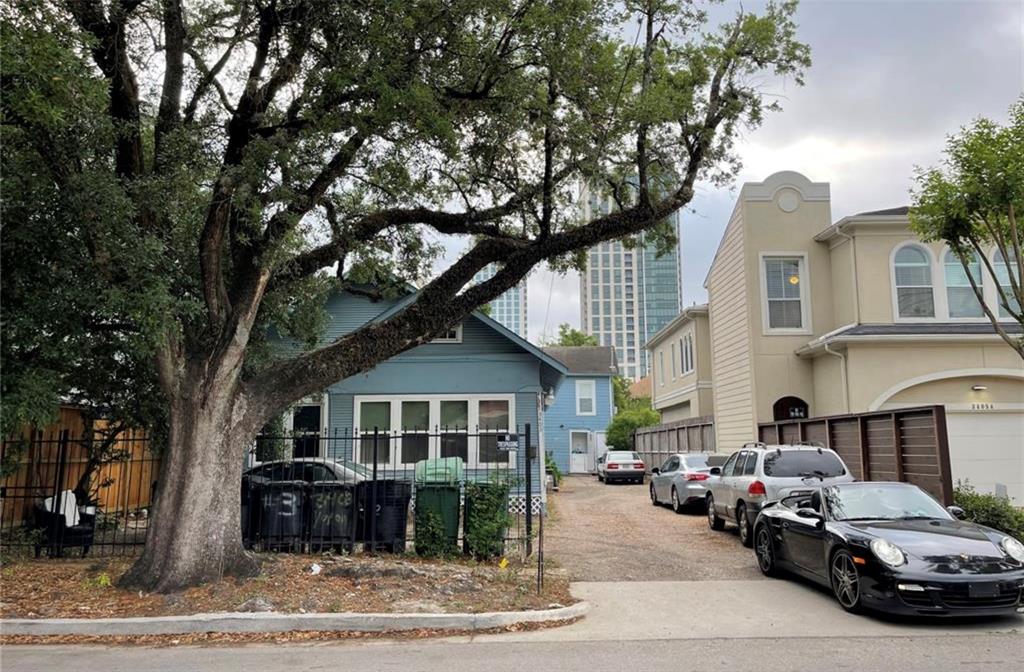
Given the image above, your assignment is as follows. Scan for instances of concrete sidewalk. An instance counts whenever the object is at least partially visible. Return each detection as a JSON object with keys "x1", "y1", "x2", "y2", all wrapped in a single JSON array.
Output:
[{"x1": 477, "y1": 580, "x2": 1024, "y2": 642}]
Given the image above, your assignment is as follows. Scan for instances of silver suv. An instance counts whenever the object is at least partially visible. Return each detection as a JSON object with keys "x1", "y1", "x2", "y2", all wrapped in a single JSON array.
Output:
[{"x1": 705, "y1": 443, "x2": 854, "y2": 547}]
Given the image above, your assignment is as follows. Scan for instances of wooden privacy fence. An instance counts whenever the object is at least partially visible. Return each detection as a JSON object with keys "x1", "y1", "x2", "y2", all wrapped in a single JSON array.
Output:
[
  {"x1": 758, "y1": 405, "x2": 954, "y2": 505},
  {"x1": 634, "y1": 416, "x2": 716, "y2": 472}
]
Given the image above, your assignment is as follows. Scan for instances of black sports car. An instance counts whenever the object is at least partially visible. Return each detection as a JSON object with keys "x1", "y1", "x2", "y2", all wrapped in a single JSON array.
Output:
[{"x1": 753, "y1": 482, "x2": 1024, "y2": 617}]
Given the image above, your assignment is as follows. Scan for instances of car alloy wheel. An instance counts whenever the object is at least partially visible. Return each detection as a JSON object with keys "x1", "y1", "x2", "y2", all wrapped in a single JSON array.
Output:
[
  {"x1": 737, "y1": 504, "x2": 753, "y2": 547},
  {"x1": 755, "y1": 525, "x2": 777, "y2": 576},
  {"x1": 830, "y1": 550, "x2": 863, "y2": 613},
  {"x1": 707, "y1": 494, "x2": 724, "y2": 530},
  {"x1": 671, "y1": 488, "x2": 683, "y2": 514},
  {"x1": 650, "y1": 484, "x2": 659, "y2": 505}
]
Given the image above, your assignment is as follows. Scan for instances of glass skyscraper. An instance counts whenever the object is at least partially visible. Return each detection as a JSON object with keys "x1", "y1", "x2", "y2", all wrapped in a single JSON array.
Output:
[
  {"x1": 472, "y1": 263, "x2": 528, "y2": 338},
  {"x1": 579, "y1": 189, "x2": 682, "y2": 380}
]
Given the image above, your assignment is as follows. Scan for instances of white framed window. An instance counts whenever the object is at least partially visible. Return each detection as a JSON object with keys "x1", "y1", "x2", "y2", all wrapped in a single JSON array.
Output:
[
  {"x1": 658, "y1": 350, "x2": 665, "y2": 385},
  {"x1": 670, "y1": 343, "x2": 677, "y2": 380},
  {"x1": 575, "y1": 379, "x2": 596, "y2": 416},
  {"x1": 760, "y1": 253, "x2": 810, "y2": 333},
  {"x1": 943, "y1": 249, "x2": 984, "y2": 319},
  {"x1": 681, "y1": 333, "x2": 695, "y2": 375},
  {"x1": 433, "y1": 324, "x2": 463, "y2": 343},
  {"x1": 891, "y1": 244, "x2": 936, "y2": 319},
  {"x1": 993, "y1": 248, "x2": 1021, "y2": 318},
  {"x1": 354, "y1": 394, "x2": 515, "y2": 468}
]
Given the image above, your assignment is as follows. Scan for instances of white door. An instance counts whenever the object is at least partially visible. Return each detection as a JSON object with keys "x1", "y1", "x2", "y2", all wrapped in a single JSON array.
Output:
[
  {"x1": 570, "y1": 432, "x2": 590, "y2": 473},
  {"x1": 592, "y1": 432, "x2": 606, "y2": 473},
  {"x1": 946, "y1": 412, "x2": 1024, "y2": 503}
]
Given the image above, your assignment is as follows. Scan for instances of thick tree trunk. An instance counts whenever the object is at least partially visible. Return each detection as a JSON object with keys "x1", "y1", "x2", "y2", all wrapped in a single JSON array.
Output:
[{"x1": 120, "y1": 373, "x2": 260, "y2": 593}]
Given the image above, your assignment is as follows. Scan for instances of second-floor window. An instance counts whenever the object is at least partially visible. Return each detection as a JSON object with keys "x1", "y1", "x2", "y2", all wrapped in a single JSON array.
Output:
[
  {"x1": 944, "y1": 249, "x2": 984, "y2": 318},
  {"x1": 576, "y1": 379, "x2": 596, "y2": 416},
  {"x1": 681, "y1": 333, "x2": 694, "y2": 374},
  {"x1": 995, "y1": 250, "x2": 1021, "y2": 317},
  {"x1": 763, "y1": 256, "x2": 806, "y2": 331},
  {"x1": 893, "y1": 245, "x2": 935, "y2": 318}
]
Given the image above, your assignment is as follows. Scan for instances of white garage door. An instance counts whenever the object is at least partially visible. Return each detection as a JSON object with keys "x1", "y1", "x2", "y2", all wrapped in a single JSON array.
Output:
[{"x1": 946, "y1": 412, "x2": 1024, "y2": 504}]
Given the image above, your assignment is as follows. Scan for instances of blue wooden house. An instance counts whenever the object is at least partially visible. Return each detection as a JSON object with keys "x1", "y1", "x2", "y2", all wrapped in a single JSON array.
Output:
[
  {"x1": 267, "y1": 286, "x2": 566, "y2": 514},
  {"x1": 541, "y1": 347, "x2": 618, "y2": 475}
]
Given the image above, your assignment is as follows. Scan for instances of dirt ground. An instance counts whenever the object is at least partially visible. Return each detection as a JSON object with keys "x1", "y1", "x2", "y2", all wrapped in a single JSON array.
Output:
[
  {"x1": 0, "y1": 553, "x2": 573, "y2": 619},
  {"x1": 543, "y1": 475, "x2": 765, "y2": 582}
]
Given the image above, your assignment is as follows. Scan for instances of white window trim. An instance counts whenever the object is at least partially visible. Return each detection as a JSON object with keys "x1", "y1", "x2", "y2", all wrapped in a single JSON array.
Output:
[
  {"x1": 681, "y1": 333, "x2": 695, "y2": 375},
  {"x1": 889, "y1": 241, "x2": 938, "y2": 323},
  {"x1": 991, "y1": 244, "x2": 1021, "y2": 319},
  {"x1": 940, "y1": 246, "x2": 990, "y2": 323},
  {"x1": 759, "y1": 252, "x2": 812, "y2": 335},
  {"x1": 658, "y1": 350, "x2": 665, "y2": 386},
  {"x1": 575, "y1": 379, "x2": 597, "y2": 416},
  {"x1": 432, "y1": 324, "x2": 464, "y2": 343},
  {"x1": 670, "y1": 342, "x2": 677, "y2": 380},
  {"x1": 353, "y1": 393, "x2": 515, "y2": 468}
]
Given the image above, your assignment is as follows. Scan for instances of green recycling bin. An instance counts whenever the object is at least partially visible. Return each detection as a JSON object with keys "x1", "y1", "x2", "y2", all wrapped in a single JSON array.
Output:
[{"x1": 413, "y1": 458, "x2": 463, "y2": 556}]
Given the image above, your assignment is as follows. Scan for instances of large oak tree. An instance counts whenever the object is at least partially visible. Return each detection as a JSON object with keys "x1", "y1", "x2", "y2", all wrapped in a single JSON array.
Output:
[{"x1": 2, "y1": 0, "x2": 809, "y2": 591}]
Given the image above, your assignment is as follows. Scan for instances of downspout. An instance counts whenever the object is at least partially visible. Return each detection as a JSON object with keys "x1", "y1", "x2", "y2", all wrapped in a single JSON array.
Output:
[
  {"x1": 824, "y1": 343, "x2": 850, "y2": 413},
  {"x1": 834, "y1": 222, "x2": 861, "y2": 324}
]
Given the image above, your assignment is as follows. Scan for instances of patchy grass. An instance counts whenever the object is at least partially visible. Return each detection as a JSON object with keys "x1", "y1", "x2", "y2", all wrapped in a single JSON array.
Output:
[{"x1": 0, "y1": 553, "x2": 574, "y2": 619}]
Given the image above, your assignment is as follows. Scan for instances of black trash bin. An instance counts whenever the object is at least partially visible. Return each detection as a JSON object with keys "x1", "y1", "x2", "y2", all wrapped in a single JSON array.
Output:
[
  {"x1": 258, "y1": 480, "x2": 308, "y2": 551},
  {"x1": 357, "y1": 480, "x2": 412, "y2": 553},
  {"x1": 309, "y1": 481, "x2": 356, "y2": 553}
]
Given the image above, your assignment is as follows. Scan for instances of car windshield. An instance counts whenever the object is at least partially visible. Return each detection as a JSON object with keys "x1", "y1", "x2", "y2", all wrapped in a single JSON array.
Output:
[
  {"x1": 823, "y1": 484, "x2": 952, "y2": 522},
  {"x1": 762, "y1": 450, "x2": 845, "y2": 478},
  {"x1": 683, "y1": 455, "x2": 709, "y2": 469},
  {"x1": 609, "y1": 451, "x2": 640, "y2": 462},
  {"x1": 335, "y1": 461, "x2": 369, "y2": 477}
]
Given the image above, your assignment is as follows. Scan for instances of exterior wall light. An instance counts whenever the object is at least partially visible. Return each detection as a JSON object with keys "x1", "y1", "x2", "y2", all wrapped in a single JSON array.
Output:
[{"x1": 971, "y1": 384, "x2": 988, "y2": 392}]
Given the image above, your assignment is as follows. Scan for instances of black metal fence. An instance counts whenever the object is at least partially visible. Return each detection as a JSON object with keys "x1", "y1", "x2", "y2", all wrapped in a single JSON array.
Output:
[{"x1": 2, "y1": 425, "x2": 542, "y2": 562}]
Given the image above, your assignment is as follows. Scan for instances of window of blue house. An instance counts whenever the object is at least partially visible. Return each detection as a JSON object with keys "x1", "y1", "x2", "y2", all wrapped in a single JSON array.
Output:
[
  {"x1": 357, "y1": 401, "x2": 391, "y2": 464},
  {"x1": 576, "y1": 380, "x2": 596, "y2": 416},
  {"x1": 400, "y1": 401, "x2": 430, "y2": 465},
  {"x1": 478, "y1": 400, "x2": 511, "y2": 464},
  {"x1": 440, "y1": 400, "x2": 469, "y2": 461}
]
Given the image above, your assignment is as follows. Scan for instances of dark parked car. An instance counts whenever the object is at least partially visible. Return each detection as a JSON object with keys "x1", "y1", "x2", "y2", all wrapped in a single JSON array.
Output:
[{"x1": 753, "y1": 482, "x2": 1024, "y2": 617}]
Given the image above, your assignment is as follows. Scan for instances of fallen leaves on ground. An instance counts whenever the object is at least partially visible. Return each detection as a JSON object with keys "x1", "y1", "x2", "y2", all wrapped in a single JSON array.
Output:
[{"x1": 0, "y1": 554, "x2": 573, "y2": 619}]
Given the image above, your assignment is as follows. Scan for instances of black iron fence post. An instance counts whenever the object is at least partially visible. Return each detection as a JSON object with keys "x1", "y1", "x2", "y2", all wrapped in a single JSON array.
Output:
[
  {"x1": 524, "y1": 423, "x2": 532, "y2": 557},
  {"x1": 49, "y1": 430, "x2": 71, "y2": 557},
  {"x1": 369, "y1": 427, "x2": 379, "y2": 553}
]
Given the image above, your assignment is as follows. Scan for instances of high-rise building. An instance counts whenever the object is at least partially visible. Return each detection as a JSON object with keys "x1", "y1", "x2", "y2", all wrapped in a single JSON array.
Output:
[
  {"x1": 579, "y1": 189, "x2": 682, "y2": 380},
  {"x1": 472, "y1": 263, "x2": 529, "y2": 338}
]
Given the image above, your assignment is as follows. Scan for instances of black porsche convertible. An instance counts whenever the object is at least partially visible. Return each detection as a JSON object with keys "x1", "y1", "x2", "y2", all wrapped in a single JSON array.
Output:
[{"x1": 753, "y1": 482, "x2": 1024, "y2": 616}]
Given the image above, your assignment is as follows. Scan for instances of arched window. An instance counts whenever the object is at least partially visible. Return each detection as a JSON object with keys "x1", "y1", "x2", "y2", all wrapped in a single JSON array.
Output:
[
  {"x1": 944, "y1": 249, "x2": 983, "y2": 318},
  {"x1": 893, "y1": 246, "x2": 934, "y2": 318},
  {"x1": 994, "y1": 249, "x2": 1021, "y2": 318},
  {"x1": 773, "y1": 396, "x2": 809, "y2": 421}
]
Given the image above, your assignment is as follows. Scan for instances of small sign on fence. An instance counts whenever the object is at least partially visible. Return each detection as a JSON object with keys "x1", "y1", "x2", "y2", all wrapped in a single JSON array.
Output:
[{"x1": 496, "y1": 434, "x2": 519, "y2": 451}]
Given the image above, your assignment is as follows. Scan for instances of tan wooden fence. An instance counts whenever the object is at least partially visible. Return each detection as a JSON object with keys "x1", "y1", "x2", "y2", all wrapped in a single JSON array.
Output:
[
  {"x1": 758, "y1": 405, "x2": 954, "y2": 505},
  {"x1": 633, "y1": 416, "x2": 716, "y2": 472}
]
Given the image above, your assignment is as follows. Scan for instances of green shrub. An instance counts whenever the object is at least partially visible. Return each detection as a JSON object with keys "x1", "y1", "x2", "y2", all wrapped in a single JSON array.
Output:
[
  {"x1": 414, "y1": 507, "x2": 455, "y2": 557},
  {"x1": 545, "y1": 452, "x2": 562, "y2": 487},
  {"x1": 605, "y1": 407, "x2": 660, "y2": 450},
  {"x1": 464, "y1": 481, "x2": 510, "y2": 559},
  {"x1": 953, "y1": 484, "x2": 1024, "y2": 541}
]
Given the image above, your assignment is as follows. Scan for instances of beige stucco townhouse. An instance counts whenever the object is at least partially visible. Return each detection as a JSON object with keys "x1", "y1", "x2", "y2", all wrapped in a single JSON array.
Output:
[
  {"x1": 647, "y1": 304, "x2": 714, "y2": 422},
  {"x1": 702, "y1": 171, "x2": 1024, "y2": 502}
]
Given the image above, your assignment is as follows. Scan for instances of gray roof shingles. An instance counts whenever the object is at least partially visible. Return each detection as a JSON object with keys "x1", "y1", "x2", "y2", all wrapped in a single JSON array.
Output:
[{"x1": 542, "y1": 346, "x2": 618, "y2": 375}]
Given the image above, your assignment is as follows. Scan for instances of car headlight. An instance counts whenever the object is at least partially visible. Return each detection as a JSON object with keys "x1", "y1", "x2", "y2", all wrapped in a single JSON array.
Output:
[
  {"x1": 1000, "y1": 536, "x2": 1024, "y2": 563},
  {"x1": 870, "y1": 538, "x2": 906, "y2": 568}
]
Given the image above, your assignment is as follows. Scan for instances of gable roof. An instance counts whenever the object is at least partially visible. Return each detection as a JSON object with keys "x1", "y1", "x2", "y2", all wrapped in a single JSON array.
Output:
[
  {"x1": 542, "y1": 346, "x2": 618, "y2": 376},
  {"x1": 645, "y1": 304, "x2": 709, "y2": 350},
  {"x1": 855, "y1": 206, "x2": 909, "y2": 217},
  {"x1": 366, "y1": 287, "x2": 568, "y2": 376}
]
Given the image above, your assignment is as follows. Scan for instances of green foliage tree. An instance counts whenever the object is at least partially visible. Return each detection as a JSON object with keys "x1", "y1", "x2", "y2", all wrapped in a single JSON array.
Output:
[
  {"x1": 606, "y1": 407, "x2": 660, "y2": 450},
  {"x1": 910, "y1": 98, "x2": 1024, "y2": 358},
  {"x1": 612, "y1": 375, "x2": 650, "y2": 413},
  {"x1": 2, "y1": 0, "x2": 809, "y2": 590},
  {"x1": 551, "y1": 323, "x2": 598, "y2": 347}
]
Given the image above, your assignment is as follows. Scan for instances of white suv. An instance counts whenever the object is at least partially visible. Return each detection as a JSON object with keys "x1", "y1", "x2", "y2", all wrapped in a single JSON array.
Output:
[{"x1": 705, "y1": 443, "x2": 854, "y2": 547}]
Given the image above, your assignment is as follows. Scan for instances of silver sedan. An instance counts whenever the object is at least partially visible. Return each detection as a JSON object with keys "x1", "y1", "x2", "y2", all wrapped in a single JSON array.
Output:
[
  {"x1": 597, "y1": 451, "x2": 647, "y2": 484},
  {"x1": 649, "y1": 453, "x2": 716, "y2": 513}
]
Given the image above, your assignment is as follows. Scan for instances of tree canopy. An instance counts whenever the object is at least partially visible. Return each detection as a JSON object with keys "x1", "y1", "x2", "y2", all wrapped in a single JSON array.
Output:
[
  {"x1": 1, "y1": 0, "x2": 810, "y2": 590},
  {"x1": 910, "y1": 97, "x2": 1024, "y2": 358},
  {"x1": 548, "y1": 323, "x2": 598, "y2": 347}
]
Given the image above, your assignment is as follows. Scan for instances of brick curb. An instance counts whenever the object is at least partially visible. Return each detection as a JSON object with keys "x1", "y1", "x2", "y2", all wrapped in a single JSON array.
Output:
[{"x1": 0, "y1": 602, "x2": 588, "y2": 636}]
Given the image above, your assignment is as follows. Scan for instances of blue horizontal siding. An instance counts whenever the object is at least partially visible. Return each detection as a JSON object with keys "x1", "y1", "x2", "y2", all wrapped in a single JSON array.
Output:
[{"x1": 544, "y1": 374, "x2": 614, "y2": 472}]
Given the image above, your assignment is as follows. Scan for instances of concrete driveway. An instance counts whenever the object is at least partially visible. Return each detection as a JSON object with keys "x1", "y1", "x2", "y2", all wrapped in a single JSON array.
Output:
[{"x1": 544, "y1": 474, "x2": 763, "y2": 581}]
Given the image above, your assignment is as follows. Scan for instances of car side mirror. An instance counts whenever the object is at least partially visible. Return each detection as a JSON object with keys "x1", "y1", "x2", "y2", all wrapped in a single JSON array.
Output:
[
  {"x1": 709, "y1": 467, "x2": 721, "y2": 475},
  {"x1": 651, "y1": 467, "x2": 660, "y2": 475},
  {"x1": 947, "y1": 505, "x2": 965, "y2": 519},
  {"x1": 796, "y1": 508, "x2": 823, "y2": 525}
]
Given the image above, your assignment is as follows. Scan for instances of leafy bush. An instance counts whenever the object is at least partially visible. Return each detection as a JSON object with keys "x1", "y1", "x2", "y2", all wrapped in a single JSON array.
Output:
[
  {"x1": 605, "y1": 407, "x2": 660, "y2": 450},
  {"x1": 953, "y1": 484, "x2": 1024, "y2": 541},
  {"x1": 464, "y1": 481, "x2": 510, "y2": 559},
  {"x1": 414, "y1": 508, "x2": 455, "y2": 557},
  {"x1": 545, "y1": 452, "x2": 562, "y2": 487}
]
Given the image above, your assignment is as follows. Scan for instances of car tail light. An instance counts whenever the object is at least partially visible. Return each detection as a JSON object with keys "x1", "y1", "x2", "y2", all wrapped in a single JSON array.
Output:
[
  {"x1": 748, "y1": 480, "x2": 767, "y2": 496},
  {"x1": 634, "y1": 463, "x2": 645, "y2": 470},
  {"x1": 686, "y1": 473, "x2": 710, "y2": 481},
  {"x1": 607, "y1": 463, "x2": 619, "y2": 470}
]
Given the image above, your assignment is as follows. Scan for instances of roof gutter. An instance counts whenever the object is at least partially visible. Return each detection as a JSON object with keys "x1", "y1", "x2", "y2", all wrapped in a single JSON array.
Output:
[{"x1": 834, "y1": 220, "x2": 861, "y2": 325}]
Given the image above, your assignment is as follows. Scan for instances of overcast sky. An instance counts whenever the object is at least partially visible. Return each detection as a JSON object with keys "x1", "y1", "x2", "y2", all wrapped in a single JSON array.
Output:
[{"x1": 438, "y1": 0, "x2": 1024, "y2": 343}]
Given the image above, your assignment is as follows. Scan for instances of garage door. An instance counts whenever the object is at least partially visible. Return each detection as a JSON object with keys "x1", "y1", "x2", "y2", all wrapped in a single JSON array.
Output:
[{"x1": 946, "y1": 412, "x2": 1024, "y2": 503}]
